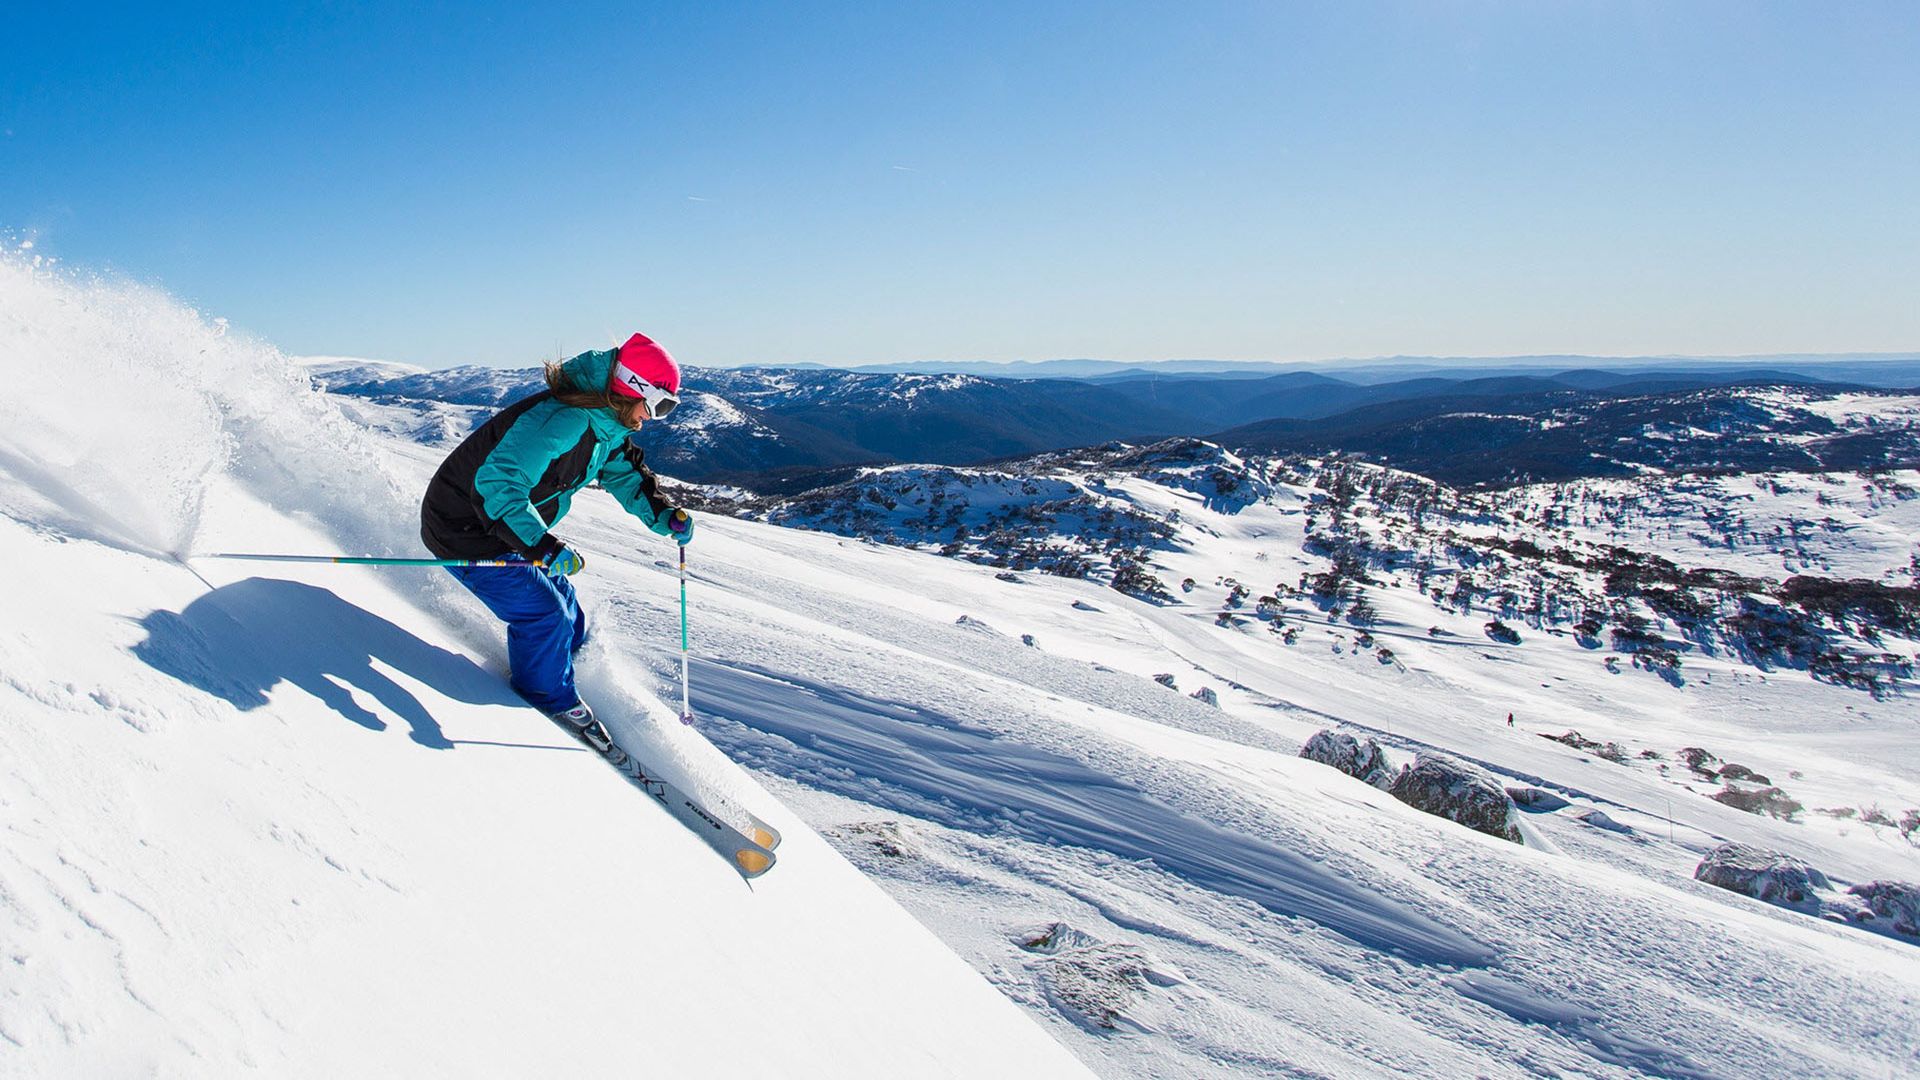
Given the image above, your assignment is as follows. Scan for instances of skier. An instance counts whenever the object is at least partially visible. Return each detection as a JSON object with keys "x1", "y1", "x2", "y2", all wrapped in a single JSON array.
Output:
[{"x1": 420, "y1": 333, "x2": 692, "y2": 750}]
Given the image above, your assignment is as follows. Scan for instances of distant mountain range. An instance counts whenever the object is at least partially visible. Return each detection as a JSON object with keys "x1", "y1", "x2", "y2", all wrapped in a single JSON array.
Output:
[
  {"x1": 816, "y1": 353, "x2": 1920, "y2": 388},
  {"x1": 308, "y1": 359, "x2": 1920, "y2": 492}
]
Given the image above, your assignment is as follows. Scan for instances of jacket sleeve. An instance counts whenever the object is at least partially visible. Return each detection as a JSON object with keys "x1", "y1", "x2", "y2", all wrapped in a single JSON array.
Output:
[
  {"x1": 598, "y1": 440, "x2": 674, "y2": 536},
  {"x1": 471, "y1": 404, "x2": 590, "y2": 554}
]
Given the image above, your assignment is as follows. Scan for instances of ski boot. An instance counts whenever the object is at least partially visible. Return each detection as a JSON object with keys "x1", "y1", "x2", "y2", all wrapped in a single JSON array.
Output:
[{"x1": 551, "y1": 702, "x2": 614, "y2": 754}]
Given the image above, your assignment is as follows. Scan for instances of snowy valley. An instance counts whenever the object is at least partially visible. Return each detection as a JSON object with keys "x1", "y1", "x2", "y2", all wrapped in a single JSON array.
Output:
[{"x1": 4, "y1": 254, "x2": 1920, "y2": 1078}]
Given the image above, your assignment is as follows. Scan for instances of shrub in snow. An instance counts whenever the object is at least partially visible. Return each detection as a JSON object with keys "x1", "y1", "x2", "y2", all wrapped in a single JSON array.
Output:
[
  {"x1": 830, "y1": 820, "x2": 921, "y2": 860},
  {"x1": 1693, "y1": 843, "x2": 1829, "y2": 904},
  {"x1": 1677, "y1": 747, "x2": 1719, "y2": 778},
  {"x1": 1388, "y1": 754, "x2": 1522, "y2": 843},
  {"x1": 1846, "y1": 882, "x2": 1920, "y2": 937},
  {"x1": 1109, "y1": 556, "x2": 1171, "y2": 601},
  {"x1": 1037, "y1": 942, "x2": 1182, "y2": 1032},
  {"x1": 1300, "y1": 730, "x2": 1393, "y2": 788},
  {"x1": 1016, "y1": 922, "x2": 1104, "y2": 955},
  {"x1": 1484, "y1": 619, "x2": 1521, "y2": 644},
  {"x1": 1189, "y1": 687, "x2": 1219, "y2": 707}
]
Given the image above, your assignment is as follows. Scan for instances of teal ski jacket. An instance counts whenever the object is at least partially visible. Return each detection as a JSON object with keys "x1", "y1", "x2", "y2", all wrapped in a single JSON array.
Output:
[{"x1": 419, "y1": 349, "x2": 675, "y2": 560}]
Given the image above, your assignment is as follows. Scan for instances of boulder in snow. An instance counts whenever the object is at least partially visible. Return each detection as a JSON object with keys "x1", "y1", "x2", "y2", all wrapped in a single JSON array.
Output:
[
  {"x1": 1301, "y1": 730, "x2": 1394, "y2": 789},
  {"x1": 1846, "y1": 881, "x2": 1920, "y2": 937},
  {"x1": 1717, "y1": 762, "x2": 1772, "y2": 785},
  {"x1": 1711, "y1": 783, "x2": 1803, "y2": 820},
  {"x1": 1693, "y1": 842, "x2": 1829, "y2": 905},
  {"x1": 1189, "y1": 686, "x2": 1219, "y2": 707},
  {"x1": 1388, "y1": 754, "x2": 1523, "y2": 843}
]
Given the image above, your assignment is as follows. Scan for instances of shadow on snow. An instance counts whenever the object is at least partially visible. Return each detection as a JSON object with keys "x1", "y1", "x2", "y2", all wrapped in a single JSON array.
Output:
[{"x1": 133, "y1": 577, "x2": 519, "y2": 748}]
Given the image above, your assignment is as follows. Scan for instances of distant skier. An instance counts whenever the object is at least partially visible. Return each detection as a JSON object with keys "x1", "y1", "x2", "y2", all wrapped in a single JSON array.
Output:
[
  {"x1": 1507, "y1": 712, "x2": 1514, "y2": 727},
  {"x1": 420, "y1": 333, "x2": 692, "y2": 749}
]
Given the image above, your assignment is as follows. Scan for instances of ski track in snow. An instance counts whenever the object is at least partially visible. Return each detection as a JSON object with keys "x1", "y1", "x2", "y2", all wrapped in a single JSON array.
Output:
[{"x1": 689, "y1": 656, "x2": 1490, "y2": 967}]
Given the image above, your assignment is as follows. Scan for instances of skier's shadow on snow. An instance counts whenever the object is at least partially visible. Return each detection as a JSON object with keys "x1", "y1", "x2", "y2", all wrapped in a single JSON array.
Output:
[{"x1": 133, "y1": 577, "x2": 517, "y2": 749}]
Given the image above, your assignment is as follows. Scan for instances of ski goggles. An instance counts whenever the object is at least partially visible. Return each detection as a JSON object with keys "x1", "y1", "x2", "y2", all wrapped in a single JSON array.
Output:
[{"x1": 632, "y1": 380, "x2": 680, "y2": 419}]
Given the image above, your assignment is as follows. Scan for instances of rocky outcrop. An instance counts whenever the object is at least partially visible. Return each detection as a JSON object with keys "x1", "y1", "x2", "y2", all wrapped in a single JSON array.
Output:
[
  {"x1": 1693, "y1": 843, "x2": 1829, "y2": 904},
  {"x1": 1300, "y1": 730, "x2": 1393, "y2": 789},
  {"x1": 1846, "y1": 881, "x2": 1920, "y2": 937},
  {"x1": 1388, "y1": 754, "x2": 1522, "y2": 843}
]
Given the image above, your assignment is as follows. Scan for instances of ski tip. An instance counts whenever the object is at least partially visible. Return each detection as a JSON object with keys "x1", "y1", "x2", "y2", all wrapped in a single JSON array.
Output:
[
  {"x1": 734, "y1": 847, "x2": 776, "y2": 878},
  {"x1": 749, "y1": 826, "x2": 779, "y2": 851}
]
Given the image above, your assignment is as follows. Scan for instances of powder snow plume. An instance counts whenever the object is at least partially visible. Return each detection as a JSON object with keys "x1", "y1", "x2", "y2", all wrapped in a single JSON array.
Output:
[{"x1": 0, "y1": 248, "x2": 419, "y2": 559}]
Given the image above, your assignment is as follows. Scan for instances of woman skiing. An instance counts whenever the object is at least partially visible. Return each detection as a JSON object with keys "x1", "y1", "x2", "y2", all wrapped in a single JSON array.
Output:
[{"x1": 420, "y1": 332, "x2": 692, "y2": 750}]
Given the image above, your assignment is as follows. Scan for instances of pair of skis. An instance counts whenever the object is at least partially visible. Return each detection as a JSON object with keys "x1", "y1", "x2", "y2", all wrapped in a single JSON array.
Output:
[
  {"x1": 559, "y1": 543, "x2": 780, "y2": 879},
  {"x1": 551, "y1": 715, "x2": 781, "y2": 879}
]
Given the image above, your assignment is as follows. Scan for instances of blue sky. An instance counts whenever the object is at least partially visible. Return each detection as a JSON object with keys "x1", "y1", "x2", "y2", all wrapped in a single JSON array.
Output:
[{"x1": 4, "y1": 2, "x2": 1916, "y2": 368}]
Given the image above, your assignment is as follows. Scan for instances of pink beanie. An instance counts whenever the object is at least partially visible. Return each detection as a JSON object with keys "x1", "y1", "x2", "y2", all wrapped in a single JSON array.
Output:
[{"x1": 610, "y1": 332, "x2": 681, "y2": 398}]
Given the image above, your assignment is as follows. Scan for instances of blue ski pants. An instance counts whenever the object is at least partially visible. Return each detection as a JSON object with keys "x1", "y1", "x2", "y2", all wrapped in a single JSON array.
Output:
[{"x1": 447, "y1": 561, "x2": 589, "y2": 713}]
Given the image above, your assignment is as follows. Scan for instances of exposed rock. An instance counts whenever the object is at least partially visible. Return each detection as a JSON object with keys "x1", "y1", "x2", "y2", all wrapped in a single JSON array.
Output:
[
  {"x1": 1388, "y1": 754, "x2": 1522, "y2": 843},
  {"x1": 1846, "y1": 881, "x2": 1920, "y2": 937},
  {"x1": 1694, "y1": 842, "x2": 1829, "y2": 904},
  {"x1": 1717, "y1": 762, "x2": 1772, "y2": 785},
  {"x1": 1189, "y1": 687, "x2": 1219, "y2": 707},
  {"x1": 1712, "y1": 784, "x2": 1803, "y2": 820},
  {"x1": 1301, "y1": 729, "x2": 1394, "y2": 789},
  {"x1": 1152, "y1": 673, "x2": 1177, "y2": 689},
  {"x1": 1543, "y1": 730, "x2": 1603, "y2": 752}
]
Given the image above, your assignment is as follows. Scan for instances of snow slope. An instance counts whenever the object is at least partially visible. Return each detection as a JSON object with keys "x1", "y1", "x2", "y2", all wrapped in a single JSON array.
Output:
[
  {"x1": 0, "y1": 254, "x2": 1091, "y2": 1078},
  {"x1": 9, "y1": 250, "x2": 1920, "y2": 1079}
]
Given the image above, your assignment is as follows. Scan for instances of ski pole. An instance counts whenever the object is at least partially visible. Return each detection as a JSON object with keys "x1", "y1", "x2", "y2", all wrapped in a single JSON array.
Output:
[
  {"x1": 198, "y1": 552, "x2": 548, "y2": 568},
  {"x1": 678, "y1": 541, "x2": 693, "y2": 724}
]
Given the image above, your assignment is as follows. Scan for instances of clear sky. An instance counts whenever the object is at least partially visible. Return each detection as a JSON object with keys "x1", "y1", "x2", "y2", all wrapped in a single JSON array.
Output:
[{"x1": 4, "y1": 2, "x2": 1917, "y2": 368}]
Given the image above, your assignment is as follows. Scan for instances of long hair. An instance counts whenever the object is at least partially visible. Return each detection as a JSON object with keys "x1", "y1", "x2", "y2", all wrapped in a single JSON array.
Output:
[{"x1": 544, "y1": 361, "x2": 647, "y2": 429}]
